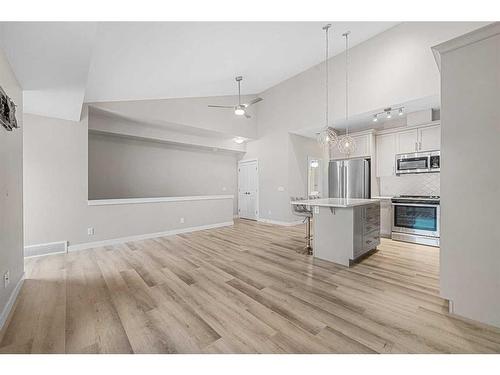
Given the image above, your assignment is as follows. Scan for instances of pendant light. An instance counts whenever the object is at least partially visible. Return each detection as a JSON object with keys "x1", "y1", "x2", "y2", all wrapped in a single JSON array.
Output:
[
  {"x1": 338, "y1": 31, "x2": 356, "y2": 155},
  {"x1": 317, "y1": 24, "x2": 338, "y2": 147}
]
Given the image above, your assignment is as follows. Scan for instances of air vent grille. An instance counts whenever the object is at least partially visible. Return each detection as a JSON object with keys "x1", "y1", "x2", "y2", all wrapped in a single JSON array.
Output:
[{"x1": 24, "y1": 241, "x2": 68, "y2": 258}]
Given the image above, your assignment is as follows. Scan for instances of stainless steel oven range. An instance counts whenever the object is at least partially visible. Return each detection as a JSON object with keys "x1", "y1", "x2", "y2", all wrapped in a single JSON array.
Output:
[{"x1": 391, "y1": 195, "x2": 440, "y2": 247}]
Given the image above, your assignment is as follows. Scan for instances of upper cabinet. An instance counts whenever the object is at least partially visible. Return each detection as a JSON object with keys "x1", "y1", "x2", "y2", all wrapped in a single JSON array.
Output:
[
  {"x1": 331, "y1": 131, "x2": 374, "y2": 160},
  {"x1": 418, "y1": 124, "x2": 441, "y2": 152},
  {"x1": 396, "y1": 129, "x2": 419, "y2": 154},
  {"x1": 376, "y1": 133, "x2": 396, "y2": 177},
  {"x1": 330, "y1": 122, "x2": 440, "y2": 178},
  {"x1": 395, "y1": 124, "x2": 441, "y2": 154},
  {"x1": 374, "y1": 121, "x2": 440, "y2": 177}
]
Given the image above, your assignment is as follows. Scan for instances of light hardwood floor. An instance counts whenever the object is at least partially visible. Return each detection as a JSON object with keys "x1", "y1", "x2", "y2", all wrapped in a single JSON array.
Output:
[{"x1": 1, "y1": 219, "x2": 500, "y2": 353}]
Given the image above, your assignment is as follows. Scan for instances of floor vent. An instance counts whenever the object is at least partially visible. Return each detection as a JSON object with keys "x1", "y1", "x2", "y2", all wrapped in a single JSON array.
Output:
[{"x1": 24, "y1": 241, "x2": 68, "y2": 258}]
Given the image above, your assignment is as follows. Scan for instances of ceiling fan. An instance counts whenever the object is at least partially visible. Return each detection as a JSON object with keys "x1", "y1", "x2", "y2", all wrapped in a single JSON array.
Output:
[{"x1": 208, "y1": 76, "x2": 263, "y2": 118}]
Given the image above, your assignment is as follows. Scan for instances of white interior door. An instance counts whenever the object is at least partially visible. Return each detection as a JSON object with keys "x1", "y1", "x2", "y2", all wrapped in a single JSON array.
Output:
[{"x1": 238, "y1": 160, "x2": 258, "y2": 220}]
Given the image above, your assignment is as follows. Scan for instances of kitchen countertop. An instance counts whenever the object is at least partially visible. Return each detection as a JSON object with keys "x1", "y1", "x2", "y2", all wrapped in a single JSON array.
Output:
[
  {"x1": 372, "y1": 195, "x2": 393, "y2": 200},
  {"x1": 291, "y1": 198, "x2": 380, "y2": 208}
]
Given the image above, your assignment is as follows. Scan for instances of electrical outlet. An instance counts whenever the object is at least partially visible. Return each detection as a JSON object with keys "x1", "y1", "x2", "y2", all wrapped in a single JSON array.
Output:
[
  {"x1": 87, "y1": 227, "x2": 95, "y2": 235},
  {"x1": 180, "y1": 217, "x2": 185, "y2": 224},
  {"x1": 4, "y1": 271, "x2": 9, "y2": 288}
]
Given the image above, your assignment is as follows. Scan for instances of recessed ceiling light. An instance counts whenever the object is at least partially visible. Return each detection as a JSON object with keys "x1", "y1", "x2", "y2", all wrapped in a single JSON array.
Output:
[
  {"x1": 373, "y1": 114, "x2": 378, "y2": 122},
  {"x1": 233, "y1": 137, "x2": 245, "y2": 144}
]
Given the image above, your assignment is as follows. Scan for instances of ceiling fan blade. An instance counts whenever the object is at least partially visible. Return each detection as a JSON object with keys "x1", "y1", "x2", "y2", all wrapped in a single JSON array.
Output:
[
  {"x1": 208, "y1": 105, "x2": 235, "y2": 109},
  {"x1": 244, "y1": 113, "x2": 252, "y2": 119},
  {"x1": 243, "y1": 97, "x2": 263, "y2": 107}
]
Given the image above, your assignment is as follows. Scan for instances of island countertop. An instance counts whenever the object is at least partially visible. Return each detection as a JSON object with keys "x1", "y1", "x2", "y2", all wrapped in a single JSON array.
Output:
[{"x1": 290, "y1": 198, "x2": 380, "y2": 208}]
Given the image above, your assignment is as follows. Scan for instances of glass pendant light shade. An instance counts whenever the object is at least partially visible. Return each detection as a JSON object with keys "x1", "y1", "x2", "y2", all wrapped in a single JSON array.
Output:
[
  {"x1": 317, "y1": 126, "x2": 338, "y2": 147},
  {"x1": 337, "y1": 134, "x2": 356, "y2": 155}
]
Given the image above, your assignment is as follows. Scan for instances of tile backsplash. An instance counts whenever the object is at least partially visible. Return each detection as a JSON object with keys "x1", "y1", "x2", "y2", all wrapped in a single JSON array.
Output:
[{"x1": 379, "y1": 173, "x2": 440, "y2": 197}]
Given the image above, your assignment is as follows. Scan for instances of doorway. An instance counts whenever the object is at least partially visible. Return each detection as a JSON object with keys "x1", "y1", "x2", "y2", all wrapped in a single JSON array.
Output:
[{"x1": 238, "y1": 159, "x2": 259, "y2": 220}]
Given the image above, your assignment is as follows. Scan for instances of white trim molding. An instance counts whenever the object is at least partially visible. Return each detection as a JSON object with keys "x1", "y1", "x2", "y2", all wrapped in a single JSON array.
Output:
[
  {"x1": 88, "y1": 194, "x2": 234, "y2": 206},
  {"x1": 0, "y1": 274, "x2": 24, "y2": 332},
  {"x1": 238, "y1": 158, "x2": 258, "y2": 164},
  {"x1": 68, "y1": 221, "x2": 234, "y2": 252},
  {"x1": 432, "y1": 22, "x2": 500, "y2": 70},
  {"x1": 257, "y1": 218, "x2": 304, "y2": 227}
]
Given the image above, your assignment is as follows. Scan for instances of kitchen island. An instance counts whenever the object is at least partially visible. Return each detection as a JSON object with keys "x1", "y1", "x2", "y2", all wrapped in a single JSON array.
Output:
[{"x1": 291, "y1": 198, "x2": 380, "y2": 266}]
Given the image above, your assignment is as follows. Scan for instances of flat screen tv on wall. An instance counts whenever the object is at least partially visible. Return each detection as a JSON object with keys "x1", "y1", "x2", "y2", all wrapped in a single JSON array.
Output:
[{"x1": 0, "y1": 85, "x2": 18, "y2": 131}]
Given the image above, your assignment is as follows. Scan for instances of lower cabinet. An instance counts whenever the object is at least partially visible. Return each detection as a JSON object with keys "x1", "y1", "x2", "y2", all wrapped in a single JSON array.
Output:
[
  {"x1": 353, "y1": 203, "x2": 381, "y2": 259},
  {"x1": 379, "y1": 199, "x2": 392, "y2": 238}
]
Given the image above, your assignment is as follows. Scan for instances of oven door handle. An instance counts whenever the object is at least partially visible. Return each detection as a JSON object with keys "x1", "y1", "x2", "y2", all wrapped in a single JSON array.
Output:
[{"x1": 392, "y1": 203, "x2": 439, "y2": 207}]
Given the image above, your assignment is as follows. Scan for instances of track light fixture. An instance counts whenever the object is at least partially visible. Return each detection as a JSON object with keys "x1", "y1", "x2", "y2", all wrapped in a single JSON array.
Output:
[{"x1": 372, "y1": 106, "x2": 405, "y2": 121}]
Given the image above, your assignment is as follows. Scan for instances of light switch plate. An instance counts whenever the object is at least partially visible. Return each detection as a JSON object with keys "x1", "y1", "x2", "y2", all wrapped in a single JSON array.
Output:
[
  {"x1": 277, "y1": 186, "x2": 285, "y2": 192},
  {"x1": 4, "y1": 270, "x2": 9, "y2": 288}
]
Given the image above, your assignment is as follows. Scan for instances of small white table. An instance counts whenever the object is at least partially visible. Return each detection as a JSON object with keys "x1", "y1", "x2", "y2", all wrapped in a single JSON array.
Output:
[{"x1": 291, "y1": 198, "x2": 381, "y2": 266}]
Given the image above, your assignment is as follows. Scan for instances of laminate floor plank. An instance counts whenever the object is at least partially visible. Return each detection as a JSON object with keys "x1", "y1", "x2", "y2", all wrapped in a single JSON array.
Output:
[{"x1": 1, "y1": 219, "x2": 500, "y2": 353}]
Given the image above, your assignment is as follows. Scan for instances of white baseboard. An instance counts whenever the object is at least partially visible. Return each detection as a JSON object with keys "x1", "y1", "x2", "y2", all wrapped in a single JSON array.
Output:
[
  {"x1": 68, "y1": 221, "x2": 234, "y2": 252},
  {"x1": 0, "y1": 274, "x2": 24, "y2": 332},
  {"x1": 257, "y1": 218, "x2": 304, "y2": 226}
]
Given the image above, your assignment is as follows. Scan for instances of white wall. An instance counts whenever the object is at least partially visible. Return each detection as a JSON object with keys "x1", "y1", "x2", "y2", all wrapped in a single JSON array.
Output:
[
  {"x1": 247, "y1": 22, "x2": 487, "y2": 224},
  {"x1": 0, "y1": 46, "x2": 23, "y2": 325},
  {"x1": 23, "y1": 111, "x2": 234, "y2": 248},
  {"x1": 89, "y1": 93, "x2": 259, "y2": 140},
  {"x1": 435, "y1": 23, "x2": 500, "y2": 328},
  {"x1": 88, "y1": 132, "x2": 238, "y2": 213},
  {"x1": 88, "y1": 107, "x2": 247, "y2": 153}
]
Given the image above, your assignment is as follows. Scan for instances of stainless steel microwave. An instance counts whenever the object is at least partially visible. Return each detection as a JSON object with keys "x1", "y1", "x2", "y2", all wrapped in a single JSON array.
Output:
[{"x1": 395, "y1": 150, "x2": 440, "y2": 175}]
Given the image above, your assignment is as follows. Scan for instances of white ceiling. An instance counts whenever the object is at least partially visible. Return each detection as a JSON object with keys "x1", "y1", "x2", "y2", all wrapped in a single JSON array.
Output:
[
  {"x1": 0, "y1": 22, "x2": 98, "y2": 120},
  {"x1": 0, "y1": 22, "x2": 398, "y2": 120},
  {"x1": 84, "y1": 22, "x2": 399, "y2": 102},
  {"x1": 292, "y1": 95, "x2": 441, "y2": 139}
]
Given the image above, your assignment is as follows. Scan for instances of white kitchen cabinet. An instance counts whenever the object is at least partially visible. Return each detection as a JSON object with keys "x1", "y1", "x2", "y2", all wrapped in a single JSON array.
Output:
[
  {"x1": 396, "y1": 129, "x2": 419, "y2": 154},
  {"x1": 331, "y1": 132, "x2": 372, "y2": 160},
  {"x1": 379, "y1": 199, "x2": 392, "y2": 238},
  {"x1": 375, "y1": 133, "x2": 396, "y2": 177},
  {"x1": 418, "y1": 125, "x2": 441, "y2": 152},
  {"x1": 395, "y1": 125, "x2": 441, "y2": 154}
]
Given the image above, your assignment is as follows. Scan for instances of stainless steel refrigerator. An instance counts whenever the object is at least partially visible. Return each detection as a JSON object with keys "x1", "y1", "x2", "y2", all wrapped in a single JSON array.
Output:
[{"x1": 328, "y1": 158, "x2": 371, "y2": 199}]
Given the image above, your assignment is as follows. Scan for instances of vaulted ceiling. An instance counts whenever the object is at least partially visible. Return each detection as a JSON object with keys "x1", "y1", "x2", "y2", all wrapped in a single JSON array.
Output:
[{"x1": 0, "y1": 22, "x2": 398, "y2": 121}]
